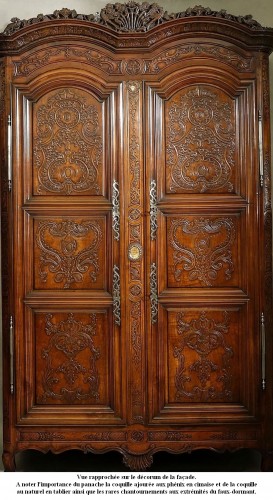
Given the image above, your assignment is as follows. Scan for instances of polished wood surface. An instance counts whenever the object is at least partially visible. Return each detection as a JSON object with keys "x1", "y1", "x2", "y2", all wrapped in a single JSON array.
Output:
[{"x1": 1, "y1": 2, "x2": 273, "y2": 471}]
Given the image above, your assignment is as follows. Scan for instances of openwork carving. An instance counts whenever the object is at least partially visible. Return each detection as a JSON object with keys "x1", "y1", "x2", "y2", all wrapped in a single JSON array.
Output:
[
  {"x1": 2, "y1": 3, "x2": 264, "y2": 36},
  {"x1": 34, "y1": 89, "x2": 102, "y2": 195},
  {"x1": 173, "y1": 311, "x2": 234, "y2": 401},
  {"x1": 40, "y1": 313, "x2": 100, "y2": 403},
  {"x1": 169, "y1": 217, "x2": 236, "y2": 286},
  {"x1": 166, "y1": 86, "x2": 235, "y2": 194},
  {"x1": 36, "y1": 219, "x2": 103, "y2": 289}
]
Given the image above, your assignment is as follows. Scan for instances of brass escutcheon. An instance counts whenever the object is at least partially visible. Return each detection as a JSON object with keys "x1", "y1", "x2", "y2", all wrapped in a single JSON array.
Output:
[{"x1": 128, "y1": 243, "x2": 143, "y2": 261}]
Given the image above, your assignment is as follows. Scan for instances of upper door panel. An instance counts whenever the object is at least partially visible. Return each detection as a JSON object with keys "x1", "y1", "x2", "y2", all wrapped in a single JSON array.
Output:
[{"x1": 32, "y1": 88, "x2": 105, "y2": 197}]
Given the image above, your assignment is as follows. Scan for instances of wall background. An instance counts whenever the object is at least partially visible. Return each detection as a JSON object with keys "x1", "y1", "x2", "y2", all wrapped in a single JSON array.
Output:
[{"x1": 0, "y1": 0, "x2": 273, "y2": 466}]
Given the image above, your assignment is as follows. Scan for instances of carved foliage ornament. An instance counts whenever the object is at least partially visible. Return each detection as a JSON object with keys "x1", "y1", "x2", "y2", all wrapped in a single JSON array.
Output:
[
  {"x1": 169, "y1": 217, "x2": 236, "y2": 287},
  {"x1": 36, "y1": 219, "x2": 103, "y2": 289},
  {"x1": 34, "y1": 89, "x2": 102, "y2": 195},
  {"x1": 40, "y1": 313, "x2": 100, "y2": 403},
  {"x1": 2, "y1": 3, "x2": 264, "y2": 36},
  {"x1": 173, "y1": 311, "x2": 234, "y2": 402},
  {"x1": 167, "y1": 86, "x2": 235, "y2": 194}
]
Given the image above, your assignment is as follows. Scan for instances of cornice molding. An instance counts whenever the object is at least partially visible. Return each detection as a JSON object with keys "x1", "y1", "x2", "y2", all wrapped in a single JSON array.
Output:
[{"x1": 1, "y1": 3, "x2": 267, "y2": 36}]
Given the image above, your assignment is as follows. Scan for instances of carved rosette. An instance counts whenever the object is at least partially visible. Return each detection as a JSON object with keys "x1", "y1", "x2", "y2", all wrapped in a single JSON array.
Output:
[
  {"x1": 126, "y1": 81, "x2": 144, "y2": 424},
  {"x1": 166, "y1": 86, "x2": 235, "y2": 194},
  {"x1": 38, "y1": 313, "x2": 101, "y2": 404},
  {"x1": 173, "y1": 311, "x2": 234, "y2": 402},
  {"x1": 33, "y1": 88, "x2": 102, "y2": 195}
]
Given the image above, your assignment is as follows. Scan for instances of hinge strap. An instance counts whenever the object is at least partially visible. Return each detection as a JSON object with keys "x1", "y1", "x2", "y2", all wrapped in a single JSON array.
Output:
[
  {"x1": 113, "y1": 265, "x2": 121, "y2": 326},
  {"x1": 9, "y1": 315, "x2": 14, "y2": 394},
  {"x1": 258, "y1": 110, "x2": 264, "y2": 188},
  {"x1": 261, "y1": 312, "x2": 266, "y2": 390},
  {"x1": 7, "y1": 114, "x2": 12, "y2": 192}
]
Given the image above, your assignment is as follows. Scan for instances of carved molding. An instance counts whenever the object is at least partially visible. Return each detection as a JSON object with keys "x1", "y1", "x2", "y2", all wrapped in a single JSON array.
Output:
[{"x1": 2, "y1": 3, "x2": 265, "y2": 36}]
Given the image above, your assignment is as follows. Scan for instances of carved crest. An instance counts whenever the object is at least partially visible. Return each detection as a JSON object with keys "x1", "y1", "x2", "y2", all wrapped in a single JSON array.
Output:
[{"x1": 2, "y1": 3, "x2": 264, "y2": 36}]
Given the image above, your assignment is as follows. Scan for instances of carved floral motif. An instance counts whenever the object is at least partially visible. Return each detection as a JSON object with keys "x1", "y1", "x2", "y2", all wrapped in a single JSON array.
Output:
[
  {"x1": 40, "y1": 313, "x2": 100, "y2": 403},
  {"x1": 36, "y1": 219, "x2": 103, "y2": 289},
  {"x1": 34, "y1": 89, "x2": 102, "y2": 195},
  {"x1": 166, "y1": 86, "x2": 235, "y2": 194},
  {"x1": 2, "y1": 3, "x2": 264, "y2": 36},
  {"x1": 169, "y1": 217, "x2": 236, "y2": 286},
  {"x1": 173, "y1": 311, "x2": 234, "y2": 401}
]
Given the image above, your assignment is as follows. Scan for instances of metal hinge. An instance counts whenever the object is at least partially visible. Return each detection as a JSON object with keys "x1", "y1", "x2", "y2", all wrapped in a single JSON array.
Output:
[
  {"x1": 258, "y1": 110, "x2": 264, "y2": 188},
  {"x1": 113, "y1": 265, "x2": 121, "y2": 326},
  {"x1": 261, "y1": 312, "x2": 266, "y2": 391},
  {"x1": 7, "y1": 114, "x2": 12, "y2": 192},
  {"x1": 150, "y1": 263, "x2": 158, "y2": 324},
  {"x1": 10, "y1": 315, "x2": 14, "y2": 395}
]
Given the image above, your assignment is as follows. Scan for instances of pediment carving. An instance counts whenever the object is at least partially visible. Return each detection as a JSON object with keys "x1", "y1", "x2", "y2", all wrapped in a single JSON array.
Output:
[{"x1": 2, "y1": 2, "x2": 265, "y2": 36}]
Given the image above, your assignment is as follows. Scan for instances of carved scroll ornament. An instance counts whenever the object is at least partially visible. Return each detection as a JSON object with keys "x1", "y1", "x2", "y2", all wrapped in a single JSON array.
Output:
[{"x1": 2, "y1": 3, "x2": 264, "y2": 36}]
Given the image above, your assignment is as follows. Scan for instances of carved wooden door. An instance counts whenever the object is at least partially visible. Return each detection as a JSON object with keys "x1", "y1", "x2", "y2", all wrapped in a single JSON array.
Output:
[
  {"x1": 1, "y1": 2, "x2": 273, "y2": 472},
  {"x1": 12, "y1": 82, "x2": 124, "y2": 425},
  {"x1": 148, "y1": 80, "x2": 258, "y2": 424}
]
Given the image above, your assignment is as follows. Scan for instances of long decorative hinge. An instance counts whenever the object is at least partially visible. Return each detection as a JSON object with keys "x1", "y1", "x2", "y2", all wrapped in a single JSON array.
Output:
[
  {"x1": 258, "y1": 110, "x2": 264, "y2": 188},
  {"x1": 9, "y1": 315, "x2": 14, "y2": 394},
  {"x1": 113, "y1": 265, "x2": 121, "y2": 326},
  {"x1": 150, "y1": 263, "x2": 158, "y2": 324},
  {"x1": 7, "y1": 114, "x2": 12, "y2": 192},
  {"x1": 112, "y1": 180, "x2": 120, "y2": 241},
  {"x1": 261, "y1": 312, "x2": 266, "y2": 390},
  {"x1": 150, "y1": 179, "x2": 157, "y2": 240}
]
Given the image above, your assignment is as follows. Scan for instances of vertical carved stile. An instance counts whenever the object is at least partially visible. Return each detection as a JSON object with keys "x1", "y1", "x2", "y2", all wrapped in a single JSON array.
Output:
[
  {"x1": 258, "y1": 110, "x2": 264, "y2": 187},
  {"x1": 112, "y1": 180, "x2": 120, "y2": 240},
  {"x1": 261, "y1": 312, "x2": 266, "y2": 390},
  {"x1": 150, "y1": 179, "x2": 157, "y2": 240},
  {"x1": 113, "y1": 265, "x2": 121, "y2": 326},
  {"x1": 150, "y1": 263, "x2": 158, "y2": 324},
  {"x1": 9, "y1": 315, "x2": 14, "y2": 394},
  {"x1": 7, "y1": 114, "x2": 12, "y2": 191}
]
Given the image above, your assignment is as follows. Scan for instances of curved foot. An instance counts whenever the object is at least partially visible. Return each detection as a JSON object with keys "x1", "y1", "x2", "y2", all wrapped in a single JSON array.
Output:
[{"x1": 2, "y1": 451, "x2": 16, "y2": 472}]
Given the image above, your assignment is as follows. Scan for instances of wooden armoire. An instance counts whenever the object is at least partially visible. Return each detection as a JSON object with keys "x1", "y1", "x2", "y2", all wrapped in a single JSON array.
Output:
[{"x1": 1, "y1": 2, "x2": 273, "y2": 471}]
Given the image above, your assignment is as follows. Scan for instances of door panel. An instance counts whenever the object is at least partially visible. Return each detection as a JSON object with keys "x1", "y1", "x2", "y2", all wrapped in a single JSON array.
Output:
[
  {"x1": 35, "y1": 310, "x2": 109, "y2": 406},
  {"x1": 165, "y1": 213, "x2": 240, "y2": 289},
  {"x1": 150, "y1": 304, "x2": 257, "y2": 423},
  {"x1": 33, "y1": 216, "x2": 107, "y2": 291},
  {"x1": 32, "y1": 88, "x2": 105, "y2": 197},
  {"x1": 165, "y1": 85, "x2": 237, "y2": 195}
]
